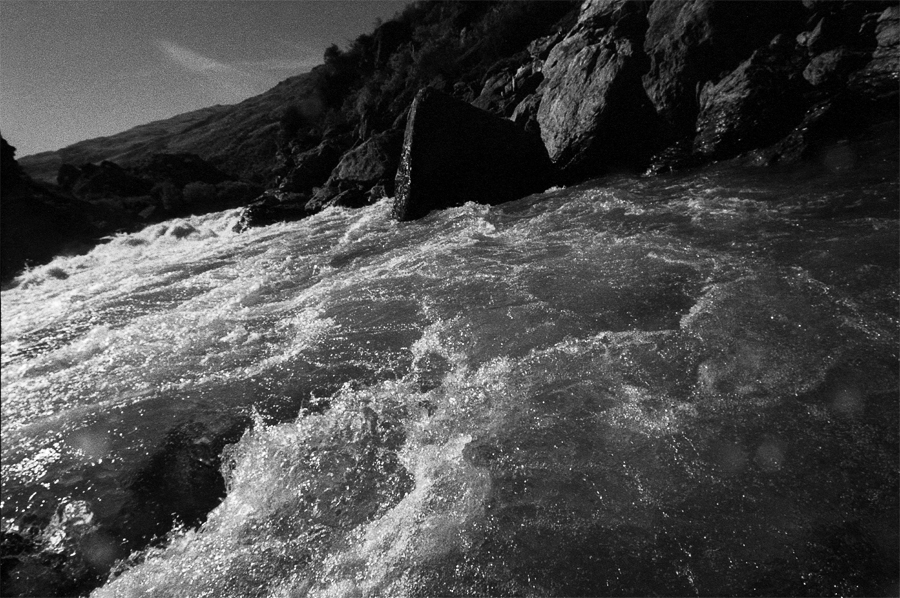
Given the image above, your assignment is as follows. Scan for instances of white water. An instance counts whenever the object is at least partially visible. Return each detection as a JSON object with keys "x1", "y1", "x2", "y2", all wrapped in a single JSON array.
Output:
[{"x1": 2, "y1": 161, "x2": 898, "y2": 597}]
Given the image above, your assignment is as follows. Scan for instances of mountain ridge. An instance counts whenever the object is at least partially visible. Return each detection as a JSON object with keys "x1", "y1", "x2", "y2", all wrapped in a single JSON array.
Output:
[{"x1": 18, "y1": 71, "x2": 320, "y2": 185}]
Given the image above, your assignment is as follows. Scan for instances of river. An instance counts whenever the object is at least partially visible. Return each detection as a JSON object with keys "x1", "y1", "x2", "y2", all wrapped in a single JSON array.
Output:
[{"x1": 2, "y1": 141, "x2": 898, "y2": 597}]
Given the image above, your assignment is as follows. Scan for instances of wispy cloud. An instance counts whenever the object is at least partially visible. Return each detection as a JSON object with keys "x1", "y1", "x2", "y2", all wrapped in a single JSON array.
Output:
[
  {"x1": 155, "y1": 40, "x2": 235, "y2": 74},
  {"x1": 153, "y1": 39, "x2": 318, "y2": 104}
]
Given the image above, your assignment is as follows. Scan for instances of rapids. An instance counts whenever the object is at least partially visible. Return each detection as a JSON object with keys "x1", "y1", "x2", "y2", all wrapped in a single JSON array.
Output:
[{"x1": 2, "y1": 151, "x2": 898, "y2": 597}]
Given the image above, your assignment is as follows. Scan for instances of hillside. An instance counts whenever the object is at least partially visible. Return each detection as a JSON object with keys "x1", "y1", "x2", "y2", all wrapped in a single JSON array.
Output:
[{"x1": 18, "y1": 71, "x2": 321, "y2": 185}]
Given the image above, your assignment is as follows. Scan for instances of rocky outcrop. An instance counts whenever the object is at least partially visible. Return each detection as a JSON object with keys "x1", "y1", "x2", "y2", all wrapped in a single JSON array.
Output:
[
  {"x1": 306, "y1": 129, "x2": 403, "y2": 212},
  {"x1": 693, "y1": 35, "x2": 808, "y2": 160},
  {"x1": 392, "y1": 88, "x2": 552, "y2": 221},
  {"x1": 275, "y1": 139, "x2": 346, "y2": 195},
  {"x1": 537, "y1": 0, "x2": 660, "y2": 179},
  {"x1": 642, "y1": 0, "x2": 804, "y2": 139}
]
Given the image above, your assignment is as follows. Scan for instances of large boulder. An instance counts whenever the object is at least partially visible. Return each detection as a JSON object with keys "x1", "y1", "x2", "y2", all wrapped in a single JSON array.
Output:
[
  {"x1": 392, "y1": 88, "x2": 553, "y2": 222},
  {"x1": 693, "y1": 36, "x2": 808, "y2": 160},
  {"x1": 642, "y1": 0, "x2": 804, "y2": 138},
  {"x1": 536, "y1": 0, "x2": 659, "y2": 178}
]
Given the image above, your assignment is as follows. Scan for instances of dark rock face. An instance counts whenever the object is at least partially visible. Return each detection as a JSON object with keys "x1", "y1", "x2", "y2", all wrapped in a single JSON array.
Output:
[
  {"x1": 392, "y1": 88, "x2": 553, "y2": 222},
  {"x1": 642, "y1": 0, "x2": 804, "y2": 139},
  {"x1": 1, "y1": 134, "x2": 26, "y2": 191},
  {"x1": 1, "y1": 135, "x2": 103, "y2": 282},
  {"x1": 327, "y1": 130, "x2": 403, "y2": 191},
  {"x1": 305, "y1": 130, "x2": 403, "y2": 212},
  {"x1": 802, "y1": 47, "x2": 868, "y2": 88},
  {"x1": 859, "y1": 5, "x2": 900, "y2": 79},
  {"x1": 693, "y1": 36, "x2": 808, "y2": 160},
  {"x1": 276, "y1": 139, "x2": 345, "y2": 195},
  {"x1": 537, "y1": 0, "x2": 660, "y2": 178}
]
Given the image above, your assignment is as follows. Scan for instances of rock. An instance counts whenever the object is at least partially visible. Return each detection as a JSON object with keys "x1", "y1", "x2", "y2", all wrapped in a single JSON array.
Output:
[
  {"x1": 693, "y1": 36, "x2": 807, "y2": 160},
  {"x1": 528, "y1": 30, "x2": 565, "y2": 60},
  {"x1": 473, "y1": 70, "x2": 515, "y2": 115},
  {"x1": 232, "y1": 192, "x2": 310, "y2": 233},
  {"x1": 510, "y1": 93, "x2": 542, "y2": 135},
  {"x1": 113, "y1": 418, "x2": 248, "y2": 550},
  {"x1": 329, "y1": 187, "x2": 371, "y2": 209},
  {"x1": 803, "y1": 47, "x2": 867, "y2": 87},
  {"x1": 644, "y1": 139, "x2": 706, "y2": 175},
  {"x1": 862, "y1": 5, "x2": 900, "y2": 76},
  {"x1": 327, "y1": 130, "x2": 403, "y2": 190},
  {"x1": 537, "y1": 0, "x2": 660, "y2": 178},
  {"x1": 1, "y1": 134, "x2": 26, "y2": 191},
  {"x1": 643, "y1": 0, "x2": 804, "y2": 138},
  {"x1": 304, "y1": 130, "x2": 404, "y2": 213},
  {"x1": 392, "y1": 88, "x2": 553, "y2": 222},
  {"x1": 277, "y1": 139, "x2": 345, "y2": 194}
]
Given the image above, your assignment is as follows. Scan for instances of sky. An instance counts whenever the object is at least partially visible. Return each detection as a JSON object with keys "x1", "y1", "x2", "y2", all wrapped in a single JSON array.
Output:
[{"x1": 0, "y1": 0, "x2": 410, "y2": 157}]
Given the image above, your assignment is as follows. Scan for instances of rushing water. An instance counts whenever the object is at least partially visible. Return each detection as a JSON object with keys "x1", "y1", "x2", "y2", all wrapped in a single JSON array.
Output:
[{"x1": 2, "y1": 147, "x2": 898, "y2": 597}]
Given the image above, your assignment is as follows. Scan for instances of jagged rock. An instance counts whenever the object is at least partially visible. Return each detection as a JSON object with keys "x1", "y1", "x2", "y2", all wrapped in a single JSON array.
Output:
[
  {"x1": 510, "y1": 93, "x2": 542, "y2": 135},
  {"x1": 392, "y1": 88, "x2": 552, "y2": 222},
  {"x1": 537, "y1": 0, "x2": 659, "y2": 178},
  {"x1": 231, "y1": 192, "x2": 310, "y2": 233},
  {"x1": 305, "y1": 130, "x2": 404, "y2": 213},
  {"x1": 643, "y1": 0, "x2": 804, "y2": 138},
  {"x1": 277, "y1": 139, "x2": 345, "y2": 194},
  {"x1": 474, "y1": 71, "x2": 515, "y2": 114},
  {"x1": 327, "y1": 130, "x2": 403, "y2": 190},
  {"x1": 803, "y1": 47, "x2": 867, "y2": 87},
  {"x1": 693, "y1": 36, "x2": 808, "y2": 160},
  {"x1": 527, "y1": 30, "x2": 565, "y2": 60},
  {"x1": 862, "y1": 5, "x2": 900, "y2": 76}
]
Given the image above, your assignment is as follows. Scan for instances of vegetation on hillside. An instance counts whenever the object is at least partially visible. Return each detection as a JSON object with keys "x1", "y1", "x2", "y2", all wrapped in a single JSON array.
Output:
[{"x1": 278, "y1": 1, "x2": 578, "y2": 147}]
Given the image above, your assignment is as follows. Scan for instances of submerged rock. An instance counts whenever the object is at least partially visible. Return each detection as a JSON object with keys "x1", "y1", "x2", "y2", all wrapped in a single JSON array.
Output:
[
  {"x1": 232, "y1": 192, "x2": 310, "y2": 233},
  {"x1": 392, "y1": 88, "x2": 552, "y2": 222}
]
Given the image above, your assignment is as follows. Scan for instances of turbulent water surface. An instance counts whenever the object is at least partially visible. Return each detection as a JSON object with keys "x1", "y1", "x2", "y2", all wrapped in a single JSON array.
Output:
[{"x1": 2, "y1": 153, "x2": 898, "y2": 597}]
